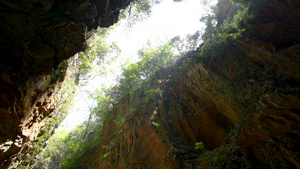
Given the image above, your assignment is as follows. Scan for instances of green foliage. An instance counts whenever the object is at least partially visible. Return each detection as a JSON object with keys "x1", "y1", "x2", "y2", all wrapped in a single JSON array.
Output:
[
  {"x1": 56, "y1": 76, "x2": 78, "y2": 121},
  {"x1": 19, "y1": 1, "x2": 190, "y2": 168},
  {"x1": 195, "y1": 142, "x2": 234, "y2": 169},
  {"x1": 202, "y1": 16, "x2": 216, "y2": 41},
  {"x1": 233, "y1": 0, "x2": 265, "y2": 11},
  {"x1": 31, "y1": 121, "x2": 101, "y2": 169},
  {"x1": 19, "y1": 28, "x2": 115, "y2": 168},
  {"x1": 152, "y1": 122, "x2": 159, "y2": 127},
  {"x1": 32, "y1": 39, "x2": 177, "y2": 168},
  {"x1": 191, "y1": 1, "x2": 261, "y2": 64},
  {"x1": 109, "y1": 41, "x2": 175, "y2": 104},
  {"x1": 31, "y1": 30, "x2": 119, "y2": 168},
  {"x1": 77, "y1": 31, "x2": 118, "y2": 84},
  {"x1": 29, "y1": 31, "x2": 118, "y2": 169},
  {"x1": 133, "y1": 88, "x2": 162, "y2": 112},
  {"x1": 170, "y1": 31, "x2": 202, "y2": 55},
  {"x1": 18, "y1": 59, "x2": 81, "y2": 168},
  {"x1": 114, "y1": 115, "x2": 127, "y2": 127},
  {"x1": 103, "y1": 152, "x2": 111, "y2": 158},
  {"x1": 63, "y1": 40, "x2": 177, "y2": 167},
  {"x1": 179, "y1": 56, "x2": 197, "y2": 72},
  {"x1": 25, "y1": 1, "x2": 267, "y2": 168},
  {"x1": 91, "y1": 90, "x2": 114, "y2": 123},
  {"x1": 195, "y1": 142, "x2": 205, "y2": 151},
  {"x1": 119, "y1": 0, "x2": 155, "y2": 26}
]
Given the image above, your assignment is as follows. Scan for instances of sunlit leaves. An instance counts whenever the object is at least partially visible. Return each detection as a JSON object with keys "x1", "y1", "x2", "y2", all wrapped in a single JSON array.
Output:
[
  {"x1": 170, "y1": 32, "x2": 203, "y2": 55},
  {"x1": 32, "y1": 123, "x2": 95, "y2": 169},
  {"x1": 119, "y1": 0, "x2": 160, "y2": 27},
  {"x1": 109, "y1": 41, "x2": 175, "y2": 105},
  {"x1": 78, "y1": 37, "x2": 110, "y2": 83}
]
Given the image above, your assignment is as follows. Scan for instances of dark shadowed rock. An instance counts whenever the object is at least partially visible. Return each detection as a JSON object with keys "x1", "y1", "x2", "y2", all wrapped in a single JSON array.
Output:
[{"x1": 0, "y1": 0, "x2": 131, "y2": 167}]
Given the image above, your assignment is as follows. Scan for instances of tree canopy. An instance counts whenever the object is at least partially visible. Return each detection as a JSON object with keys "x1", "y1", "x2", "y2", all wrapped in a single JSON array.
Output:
[{"x1": 15, "y1": 0, "x2": 262, "y2": 168}]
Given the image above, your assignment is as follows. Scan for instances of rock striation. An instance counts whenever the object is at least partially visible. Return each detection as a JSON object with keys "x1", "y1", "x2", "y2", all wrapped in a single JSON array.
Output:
[
  {"x1": 0, "y1": 0, "x2": 130, "y2": 168},
  {"x1": 82, "y1": 0, "x2": 300, "y2": 168}
]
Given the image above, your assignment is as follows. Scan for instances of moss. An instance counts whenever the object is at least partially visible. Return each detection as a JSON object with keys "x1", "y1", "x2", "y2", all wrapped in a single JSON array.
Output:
[{"x1": 195, "y1": 142, "x2": 243, "y2": 169}]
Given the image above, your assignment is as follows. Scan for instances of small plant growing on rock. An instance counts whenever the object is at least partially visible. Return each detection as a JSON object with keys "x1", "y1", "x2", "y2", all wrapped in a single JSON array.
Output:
[
  {"x1": 152, "y1": 122, "x2": 159, "y2": 127},
  {"x1": 103, "y1": 152, "x2": 111, "y2": 158}
]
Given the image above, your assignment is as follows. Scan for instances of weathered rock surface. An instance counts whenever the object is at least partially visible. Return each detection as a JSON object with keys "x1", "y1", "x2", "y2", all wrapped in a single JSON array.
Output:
[
  {"x1": 82, "y1": 0, "x2": 300, "y2": 168},
  {"x1": 0, "y1": 0, "x2": 130, "y2": 167},
  {"x1": 217, "y1": 0, "x2": 232, "y2": 26}
]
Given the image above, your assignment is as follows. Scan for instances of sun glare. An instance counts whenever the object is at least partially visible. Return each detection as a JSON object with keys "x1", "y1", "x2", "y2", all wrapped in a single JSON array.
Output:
[{"x1": 61, "y1": 0, "x2": 217, "y2": 130}]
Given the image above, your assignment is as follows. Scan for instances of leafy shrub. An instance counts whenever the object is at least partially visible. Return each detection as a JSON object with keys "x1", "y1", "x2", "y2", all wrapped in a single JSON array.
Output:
[{"x1": 195, "y1": 142, "x2": 234, "y2": 169}]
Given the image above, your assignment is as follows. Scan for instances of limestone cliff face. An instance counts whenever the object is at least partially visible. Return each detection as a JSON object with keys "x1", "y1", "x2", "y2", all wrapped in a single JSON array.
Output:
[
  {"x1": 0, "y1": 0, "x2": 130, "y2": 167},
  {"x1": 84, "y1": 0, "x2": 300, "y2": 168}
]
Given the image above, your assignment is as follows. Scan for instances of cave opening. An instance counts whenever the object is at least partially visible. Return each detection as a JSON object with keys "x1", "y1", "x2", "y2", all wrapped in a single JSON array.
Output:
[
  {"x1": 2, "y1": 0, "x2": 299, "y2": 168},
  {"x1": 7, "y1": 0, "x2": 218, "y2": 168}
]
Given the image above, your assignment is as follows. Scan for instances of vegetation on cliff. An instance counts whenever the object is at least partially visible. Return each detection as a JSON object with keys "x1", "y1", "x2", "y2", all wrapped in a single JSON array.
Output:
[
  {"x1": 13, "y1": 0, "x2": 187, "y2": 168},
  {"x1": 89, "y1": 0, "x2": 300, "y2": 168},
  {"x1": 10, "y1": 0, "x2": 300, "y2": 168},
  {"x1": 53, "y1": 1, "x2": 260, "y2": 168},
  {"x1": 24, "y1": 0, "x2": 252, "y2": 168},
  {"x1": 30, "y1": 34, "x2": 200, "y2": 168}
]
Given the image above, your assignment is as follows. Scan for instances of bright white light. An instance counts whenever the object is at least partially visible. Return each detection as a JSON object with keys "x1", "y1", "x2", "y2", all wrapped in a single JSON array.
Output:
[
  {"x1": 109, "y1": 0, "x2": 210, "y2": 59},
  {"x1": 61, "y1": 0, "x2": 217, "y2": 130}
]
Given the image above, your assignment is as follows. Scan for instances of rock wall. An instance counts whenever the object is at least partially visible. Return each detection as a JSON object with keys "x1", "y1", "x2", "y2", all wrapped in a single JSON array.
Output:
[
  {"x1": 85, "y1": 0, "x2": 300, "y2": 168},
  {"x1": 0, "y1": 0, "x2": 131, "y2": 167}
]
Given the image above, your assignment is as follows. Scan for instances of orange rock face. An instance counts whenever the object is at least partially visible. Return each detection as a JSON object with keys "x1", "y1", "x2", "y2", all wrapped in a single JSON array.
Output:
[{"x1": 82, "y1": 0, "x2": 300, "y2": 168}]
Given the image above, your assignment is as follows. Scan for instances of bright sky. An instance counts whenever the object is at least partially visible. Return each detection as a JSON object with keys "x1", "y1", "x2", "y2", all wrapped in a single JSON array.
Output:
[
  {"x1": 61, "y1": 0, "x2": 217, "y2": 130},
  {"x1": 109, "y1": 0, "x2": 209, "y2": 57}
]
